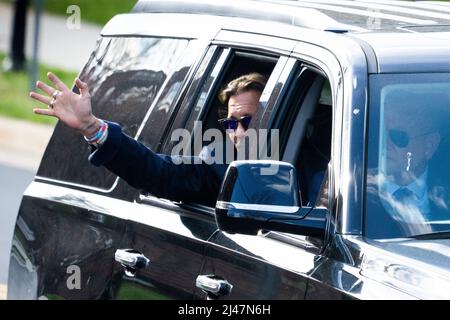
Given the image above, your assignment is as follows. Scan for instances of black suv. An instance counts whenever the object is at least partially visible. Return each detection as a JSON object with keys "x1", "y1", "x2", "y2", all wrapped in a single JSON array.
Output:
[{"x1": 8, "y1": 0, "x2": 450, "y2": 299}]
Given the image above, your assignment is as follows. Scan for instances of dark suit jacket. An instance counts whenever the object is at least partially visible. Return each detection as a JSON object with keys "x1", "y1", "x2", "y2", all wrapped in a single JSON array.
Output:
[
  {"x1": 89, "y1": 122, "x2": 228, "y2": 207},
  {"x1": 365, "y1": 169, "x2": 450, "y2": 239}
]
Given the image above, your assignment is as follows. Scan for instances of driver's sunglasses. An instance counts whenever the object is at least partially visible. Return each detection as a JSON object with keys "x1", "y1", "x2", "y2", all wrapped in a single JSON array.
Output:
[
  {"x1": 388, "y1": 129, "x2": 431, "y2": 148},
  {"x1": 218, "y1": 116, "x2": 252, "y2": 131}
]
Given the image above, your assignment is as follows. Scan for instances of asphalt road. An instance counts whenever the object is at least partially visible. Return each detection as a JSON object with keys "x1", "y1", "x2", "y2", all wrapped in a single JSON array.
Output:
[{"x1": 0, "y1": 164, "x2": 35, "y2": 285}]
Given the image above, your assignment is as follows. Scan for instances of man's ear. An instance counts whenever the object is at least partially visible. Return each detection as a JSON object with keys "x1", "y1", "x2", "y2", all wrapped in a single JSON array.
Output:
[{"x1": 425, "y1": 132, "x2": 441, "y2": 159}]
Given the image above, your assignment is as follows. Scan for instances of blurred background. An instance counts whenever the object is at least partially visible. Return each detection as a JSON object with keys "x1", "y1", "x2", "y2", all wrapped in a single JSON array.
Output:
[{"x1": 0, "y1": 0, "x2": 136, "y2": 299}]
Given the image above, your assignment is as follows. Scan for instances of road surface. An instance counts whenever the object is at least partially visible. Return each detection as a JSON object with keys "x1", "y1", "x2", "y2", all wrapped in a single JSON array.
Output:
[{"x1": 0, "y1": 164, "x2": 35, "y2": 299}]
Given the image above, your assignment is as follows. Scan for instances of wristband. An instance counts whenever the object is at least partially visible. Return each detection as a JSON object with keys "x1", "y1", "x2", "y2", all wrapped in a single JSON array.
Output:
[{"x1": 84, "y1": 119, "x2": 109, "y2": 148}]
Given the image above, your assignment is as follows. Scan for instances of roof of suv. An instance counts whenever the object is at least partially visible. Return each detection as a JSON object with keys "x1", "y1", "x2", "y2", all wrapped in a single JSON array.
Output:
[
  {"x1": 133, "y1": 0, "x2": 450, "y2": 32},
  {"x1": 127, "y1": 0, "x2": 450, "y2": 73}
]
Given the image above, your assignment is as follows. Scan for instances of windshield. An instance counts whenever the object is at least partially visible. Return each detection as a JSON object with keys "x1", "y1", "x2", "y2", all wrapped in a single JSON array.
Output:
[{"x1": 365, "y1": 73, "x2": 450, "y2": 239}]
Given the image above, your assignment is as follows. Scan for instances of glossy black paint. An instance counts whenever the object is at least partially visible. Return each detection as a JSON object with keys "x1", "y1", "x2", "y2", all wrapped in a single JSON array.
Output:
[
  {"x1": 8, "y1": 194, "x2": 127, "y2": 299},
  {"x1": 107, "y1": 195, "x2": 219, "y2": 299},
  {"x1": 196, "y1": 231, "x2": 312, "y2": 300},
  {"x1": 8, "y1": 0, "x2": 450, "y2": 300}
]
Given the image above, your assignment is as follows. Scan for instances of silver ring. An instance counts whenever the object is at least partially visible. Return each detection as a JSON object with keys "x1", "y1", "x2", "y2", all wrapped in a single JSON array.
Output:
[
  {"x1": 48, "y1": 98, "x2": 56, "y2": 109},
  {"x1": 52, "y1": 90, "x2": 60, "y2": 100}
]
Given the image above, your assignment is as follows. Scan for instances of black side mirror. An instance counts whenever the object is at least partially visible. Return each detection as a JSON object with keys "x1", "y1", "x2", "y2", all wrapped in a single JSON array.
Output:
[{"x1": 215, "y1": 160, "x2": 327, "y2": 238}]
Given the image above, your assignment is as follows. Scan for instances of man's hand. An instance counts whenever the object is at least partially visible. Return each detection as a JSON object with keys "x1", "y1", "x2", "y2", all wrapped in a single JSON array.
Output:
[{"x1": 30, "y1": 72, "x2": 100, "y2": 137}]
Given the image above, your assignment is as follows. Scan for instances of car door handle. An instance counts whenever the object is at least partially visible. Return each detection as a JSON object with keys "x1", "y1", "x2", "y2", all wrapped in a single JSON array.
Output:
[
  {"x1": 196, "y1": 275, "x2": 233, "y2": 299},
  {"x1": 115, "y1": 249, "x2": 150, "y2": 277}
]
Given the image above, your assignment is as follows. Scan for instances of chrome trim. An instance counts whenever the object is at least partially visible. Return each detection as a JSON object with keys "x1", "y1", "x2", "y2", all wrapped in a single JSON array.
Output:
[
  {"x1": 230, "y1": 160, "x2": 295, "y2": 167},
  {"x1": 195, "y1": 275, "x2": 233, "y2": 295},
  {"x1": 34, "y1": 175, "x2": 119, "y2": 194},
  {"x1": 138, "y1": 193, "x2": 181, "y2": 209},
  {"x1": 115, "y1": 250, "x2": 138, "y2": 266},
  {"x1": 216, "y1": 201, "x2": 300, "y2": 214}
]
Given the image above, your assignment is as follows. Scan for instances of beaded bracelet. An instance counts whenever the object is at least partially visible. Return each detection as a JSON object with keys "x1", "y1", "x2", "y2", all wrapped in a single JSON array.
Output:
[{"x1": 84, "y1": 119, "x2": 109, "y2": 147}]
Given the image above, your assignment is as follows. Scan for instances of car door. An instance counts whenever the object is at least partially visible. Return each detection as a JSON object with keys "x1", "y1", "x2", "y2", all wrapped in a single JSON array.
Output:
[
  {"x1": 110, "y1": 29, "x2": 299, "y2": 299},
  {"x1": 195, "y1": 64, "x2": 320, "y2": 300},
  {"x1": 8, "y1": 34, "x2": 190, "y2": 299},
  {"x1": 108, "y1": 43, "x2": 222, "y2": 299},
  {"x1": 194, "y1": 34, "x2": 343, "y2": 300}
]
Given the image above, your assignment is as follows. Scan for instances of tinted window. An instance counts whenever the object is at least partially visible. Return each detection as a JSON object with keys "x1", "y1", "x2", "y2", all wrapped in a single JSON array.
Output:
[
  {"x1": 281, "y1": 66, "x2": 332, "y2": 208},
  {"x1": 164, "y1": 48, "x2": 283, "y2": 159},
  {"x1": 161, "y1": 46, "x2": 223, "y2": 154},
  {"x1": 154, "y1": 48, "x2": 286, "y2": 207},
  {"x1": 37, "y1": 37, "x2": 189, "y2": 191},
  {"x1": 137, "y1": 40, "x2": 203, "y2": 151},
  {"x1": 366, "y1": 73, "x2": 450, "y2": 239}
]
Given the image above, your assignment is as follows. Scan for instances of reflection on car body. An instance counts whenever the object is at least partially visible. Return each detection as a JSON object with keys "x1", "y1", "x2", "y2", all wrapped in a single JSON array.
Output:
[{"x1": 7, "y1": 0, "x2": 450, "y2": 300}]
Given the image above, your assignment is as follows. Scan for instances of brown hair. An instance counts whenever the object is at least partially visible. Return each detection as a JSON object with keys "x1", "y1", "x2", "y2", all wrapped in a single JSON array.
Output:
[{"x1": 218, "y1": 72, "x2": 267, "y2": 106}]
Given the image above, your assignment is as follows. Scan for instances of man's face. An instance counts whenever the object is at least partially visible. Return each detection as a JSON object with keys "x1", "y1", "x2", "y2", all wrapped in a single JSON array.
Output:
[
  {"x1": 384, "y1": 110, "x2": 439, "y2": 184},
  {"x1": 226, "y1": 90, "x2": 261, "y2": 148}
]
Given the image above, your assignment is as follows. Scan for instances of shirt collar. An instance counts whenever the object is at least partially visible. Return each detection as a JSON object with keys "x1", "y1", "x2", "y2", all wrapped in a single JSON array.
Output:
[{"x1": 384, "y1": 168, "x2": 428, "y2": 199}]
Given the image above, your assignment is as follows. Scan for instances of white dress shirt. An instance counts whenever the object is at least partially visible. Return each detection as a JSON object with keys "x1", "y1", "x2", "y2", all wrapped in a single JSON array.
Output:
[{"x1": 381, "y1": 169, "x2": 430, "y2": 223}]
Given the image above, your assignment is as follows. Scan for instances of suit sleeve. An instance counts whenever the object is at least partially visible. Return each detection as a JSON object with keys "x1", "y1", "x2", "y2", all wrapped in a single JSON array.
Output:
[{"x1": 89, "y1": 121, "x2": 224, "y2": 207}]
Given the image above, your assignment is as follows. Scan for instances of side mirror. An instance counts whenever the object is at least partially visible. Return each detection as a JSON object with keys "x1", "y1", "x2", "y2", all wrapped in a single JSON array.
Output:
[{"x1": 215, "y1": 160, "x2": 327, "y2": 238}]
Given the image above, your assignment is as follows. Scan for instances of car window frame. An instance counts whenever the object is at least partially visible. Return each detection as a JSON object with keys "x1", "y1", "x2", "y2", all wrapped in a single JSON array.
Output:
[
  {"x1": 259, "y1": 48, "x2": 343, "y2": 252},
  {"x1": 141, "y1": 42, "x2": 296, "y2": 215}
]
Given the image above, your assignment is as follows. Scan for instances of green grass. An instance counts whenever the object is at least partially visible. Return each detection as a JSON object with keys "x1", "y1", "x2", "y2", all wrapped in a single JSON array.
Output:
[
  {"x1": 115, "y1": 282, "x2": 174, "y2": 300},
  {"x1": 0, "y1": 52, "x2": 77, "y2": 126},
  {"x1": 1, "y1": 0, "x2": 137, "y2": 25}
]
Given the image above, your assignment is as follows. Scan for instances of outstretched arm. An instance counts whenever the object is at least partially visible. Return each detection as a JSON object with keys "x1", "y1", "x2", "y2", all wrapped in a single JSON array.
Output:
[
  {"x1": 30, "y1": 72, "x2": 224, "y2": 206},
  {"x1": 92, "y1": 122, "x2": 223, "y2": 206}
]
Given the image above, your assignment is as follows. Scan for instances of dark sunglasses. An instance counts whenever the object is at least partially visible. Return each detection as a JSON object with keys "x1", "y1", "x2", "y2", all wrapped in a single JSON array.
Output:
[
  {"x1": 218, "y1": 116, "x2": 252, "y2": 131},
  {"x1": 388, "y1": 129, "x2": 431, "y2": 148}
]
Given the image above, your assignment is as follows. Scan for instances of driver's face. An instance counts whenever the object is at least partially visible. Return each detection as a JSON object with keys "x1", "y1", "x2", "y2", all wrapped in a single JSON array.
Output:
[{"x1": 226, "y1": 90, "x2": 261, "y2": 148}]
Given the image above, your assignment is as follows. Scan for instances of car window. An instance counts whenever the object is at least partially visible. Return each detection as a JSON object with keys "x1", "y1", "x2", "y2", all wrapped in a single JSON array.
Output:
[
  {"x1": 365, "y1": 73, "x2": 450, "y2": 239},
  {"x1": 281, "y1": 66, "x2": 332, "y2": 208},
  {"x1": 137, "y1": 40, "x2": 206, "y2": 152},
  {"x1": 154, "y1": 47, "x2": 289, "y2": 207},
  {"x1": 37, "y1": 37, "x2": 190, "y2": 191},
  {"x1": 163, "y1": 48, "x2": 284, "y2": 159},
  {"x1": 161, "y1": 45, "x2": 221, "y2": 154}
]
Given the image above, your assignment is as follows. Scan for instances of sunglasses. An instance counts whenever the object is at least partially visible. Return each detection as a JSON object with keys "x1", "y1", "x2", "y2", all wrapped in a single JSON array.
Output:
[
  {"x1": 218, "y1": 116, "x2": 252, "y2": 131},
  {"x1": 388, "y1": 129, "x2": 431, "y2": 148}
]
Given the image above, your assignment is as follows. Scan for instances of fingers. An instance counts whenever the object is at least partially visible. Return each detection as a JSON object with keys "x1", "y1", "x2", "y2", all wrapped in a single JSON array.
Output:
[
  {"x1": 30, "y1": 92, "x2": 52, "y2": 106},
  {"x1": 47, "y1": 72, "x2": 69, "y2": 92},
  {"x1": 75, "y1": 78, "x2": 90, "y2": 96},
  {"x1": 33, "y1": 108, "x2": 56, "y2": 117},
  {"x1": 36, "y1": 80, "x2": 57, "y2": 96}
]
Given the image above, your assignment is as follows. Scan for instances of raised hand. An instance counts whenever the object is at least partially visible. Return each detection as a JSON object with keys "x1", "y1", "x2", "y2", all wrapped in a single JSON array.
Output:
[{"x1": 30, "y1": 72, "x2": 100, "y2": 137}]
